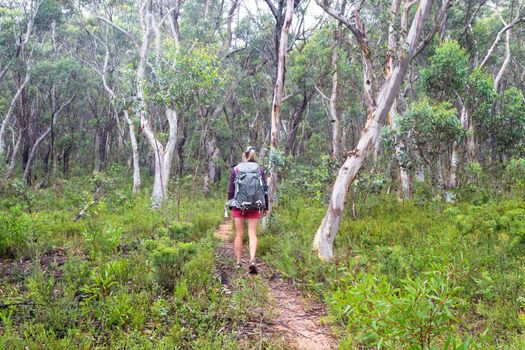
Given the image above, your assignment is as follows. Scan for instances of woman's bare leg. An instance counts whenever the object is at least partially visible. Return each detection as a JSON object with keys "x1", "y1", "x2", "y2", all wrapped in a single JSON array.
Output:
[
  {"x1": 234, "y1": 217, "x2": 245, "y2": 264},
  {"x1": 247, "y1": 218, "x2": 259, "y2": 262}
]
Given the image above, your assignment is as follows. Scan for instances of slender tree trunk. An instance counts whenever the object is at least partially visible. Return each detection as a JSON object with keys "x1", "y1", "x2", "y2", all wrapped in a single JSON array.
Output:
[
  {"x1": 284, "y1": 92, "x2": 312, "y2": 156},
  {"x1": 0, "y1": 71, "x2": 31, "y2": 156},
  {"x1": 136, "y1": 0, "x2": 177, "y2": 208},
  {"x1": 94, "y1": 128, "x2": 102, "y2": 172},
  {"x1": 23, "y1": 127, "x2": 51, "y2": 185},
  {"x1": 22, "y1": 90, "x2": 76, "y2": 185},
  {"x1": 62, "y1": 144, "x2": 72, "y2": 177},
  {"x1": 146, "y1": 109, "x2": 178, "y2": 209},
  {"x1": 98, "y1": 32, "x2": 142, "y2": 193},
  {"x1": 448, "y1": 142, "x2": 459, "y2": 188},
  {"x1": 267, "y1": 0, "x2": 293, "y2": 216},
  {"x1": 4, "y1": 129, "x2": 23, "y2": 180},
  {"x1": 203, "y1": 134, "x2": 220, "y2": 196},
  {"x1": 123, "y1": 110, "x2": 141, "y2": 193},
  {"x1": 329, "y1": 44, "x2": 341, "y2": 158},
  {"x1": 389, "y1": 0, "x2": 412, "y2": 199},
  {"x1": 313, "y1": 0, "x2": 435, "y2": 261}
]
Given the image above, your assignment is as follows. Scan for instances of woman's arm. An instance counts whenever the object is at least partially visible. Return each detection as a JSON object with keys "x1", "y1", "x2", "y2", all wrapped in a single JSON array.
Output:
[
  {"x1": 227, "y1": 168, "x2": 236, "y2": 200},
  {"x1": 260, "y1": 167, "x2": 269, "y2": 210}
]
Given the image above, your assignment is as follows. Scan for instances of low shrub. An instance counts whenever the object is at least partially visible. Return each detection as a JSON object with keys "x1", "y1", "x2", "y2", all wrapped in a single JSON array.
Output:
[
  {"x1": 148, "y1": 240, "x2": 197, "y2": 291},
  {"x1": 82, "y1": 224, "x2": 123, "y2": 260},
  {"x1": 328, "y1": 266, "x2": 468, "y2": 348},
  {"x1": 0, "y1": 205, "x2": 33, "y2": 257}
]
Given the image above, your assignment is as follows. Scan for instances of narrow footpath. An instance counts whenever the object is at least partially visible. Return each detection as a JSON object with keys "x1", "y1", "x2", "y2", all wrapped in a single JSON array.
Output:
[{"x1": 214, "y1": 221, "x2": 337, "y2": 350}]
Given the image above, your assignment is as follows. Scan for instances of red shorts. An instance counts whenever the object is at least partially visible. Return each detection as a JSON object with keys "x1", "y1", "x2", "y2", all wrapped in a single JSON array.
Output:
[{"x1": 232, "y1": 209, "x2": 261, "y2": 219}]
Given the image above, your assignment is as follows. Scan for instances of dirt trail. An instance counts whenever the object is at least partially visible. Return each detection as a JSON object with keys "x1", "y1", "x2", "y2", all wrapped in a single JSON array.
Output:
[{"x1": 214, "y1": 220, "x2": 337, "y2": 350}]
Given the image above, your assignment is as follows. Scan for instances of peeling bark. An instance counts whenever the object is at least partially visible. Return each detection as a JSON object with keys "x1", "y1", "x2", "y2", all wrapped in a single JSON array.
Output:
[
  {"x1": 267, "y1": 0, "x2": 294, "y2": 216},
  {"x1": 314, "y1": 0, "x2": 436, "y2": 261}
]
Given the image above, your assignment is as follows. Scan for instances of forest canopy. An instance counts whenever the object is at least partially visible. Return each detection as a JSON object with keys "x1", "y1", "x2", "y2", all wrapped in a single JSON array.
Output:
[{"x1": 1, "y1": 0, "x2": 525, "y2": 348}]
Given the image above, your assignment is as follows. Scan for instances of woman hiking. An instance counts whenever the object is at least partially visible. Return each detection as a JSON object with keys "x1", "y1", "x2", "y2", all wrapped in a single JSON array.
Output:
[{"x1": 227, "y1": 146, "x2": 268, "y2": 274}]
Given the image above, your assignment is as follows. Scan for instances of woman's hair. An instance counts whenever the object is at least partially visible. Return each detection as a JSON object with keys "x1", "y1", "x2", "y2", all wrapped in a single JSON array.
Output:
[{"x1": 242, "y1": 146, "x2": 257, "y2": 162}]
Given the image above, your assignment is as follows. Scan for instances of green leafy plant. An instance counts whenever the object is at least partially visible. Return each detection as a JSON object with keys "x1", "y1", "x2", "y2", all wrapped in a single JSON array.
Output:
[
  {"x1": 81, "y1": 264, "x2": 118, "y2": 301},
  {"x1": 329, "y1": 267, "x2": 466, "y2": 349},
  {"x1": 0, "y1": 205, "x2": 33, "y2": 257},
  {"x1": 82, "y1": 224, "x2": 123, "y2": 259},
  {"x1": 149, "y1": 240, "x2": 197, "y2": 291}
]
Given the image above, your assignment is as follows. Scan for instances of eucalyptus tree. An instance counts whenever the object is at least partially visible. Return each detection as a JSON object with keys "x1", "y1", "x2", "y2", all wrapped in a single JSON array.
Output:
[
  {"x1": 85, "y1": 0, "x2": 181, "y2": 208},
  {"x1": 267, "y1": 0, "x2": 294, "y2": 216},
  {"x1": 0, "y1": 0, "x2": 41, "y2": 158},
  {"x1": 312, "y1": 0, "x2": 442, "y2": 261}
]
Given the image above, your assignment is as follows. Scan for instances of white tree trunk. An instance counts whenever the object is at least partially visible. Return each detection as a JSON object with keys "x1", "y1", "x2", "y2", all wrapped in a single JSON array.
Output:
[
  {"x1": 448, "y1": 142, "x2": 459, "y2": 188},
  {"x1": 416, "y1": 165, "x2": 425, "y2": 182},
  {"x1": 267, "y1": 0, "x2": 293, "y2": 215},
  {"x1": 449, "y1": 99, "x2": 471, "y2": 188},
  {"x1": 4, "y1": 129, "x2": 23, "y2": 180},
  {"x1": 313, "y1": 0, "x2": 435, "y2": 261},
  {"x1": 97, "y1": 29, "x2": 142, "y2": 194},
  {"x1": 23, "y1": 127, "x2": 51, "y2": 185},
  {"x1": 329, "y1": 44, "x2": 341, "y2": 158},
  {"x1": 0, "y1": 0, "x2": 39, "y2": 156},
  {"x1": 136, "y1": 0, "x2": 178, "y2": 208},
  {"x1": 123, "y1": 110, "x2": 141, "y2": 193},
  {"x1": 145, "y1": 109, "x2": 178, "y2": 209},
  {"x1": 0, "y1": 70, "x2": 31, "y2": 156}
]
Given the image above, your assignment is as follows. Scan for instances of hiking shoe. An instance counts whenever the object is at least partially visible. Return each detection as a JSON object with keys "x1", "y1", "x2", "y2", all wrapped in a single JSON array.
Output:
[{"x1": 248, "y1": 261, "x2": 258, "y2": 274}]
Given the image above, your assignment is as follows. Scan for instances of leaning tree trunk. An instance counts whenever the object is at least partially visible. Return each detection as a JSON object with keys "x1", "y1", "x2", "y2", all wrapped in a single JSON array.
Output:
[
  {"x1": 97, "y1": 24, "x2": 142, "y2": 194},
  {"x1": 4, "y1": 129, "x2": 23, "y2": 180},
  {"x1": 267, "y1": 0, "x2": 294, "y2": 216},
  {"x1": 136, "y1": 0, "x2": 177, "y2": 208},
  {"x1": 23, "y1": 127, "x2": 52, "y2": 185},
  {"x1": 0, "y1": 71, "x2": 31, "y2": 157},
  {"x1": 22, "y1": 90, "x2": 76, "y2": 185},
  {"x1": 284, "y1": 91, "x2": 312, "y2": 156},
  {"x1": 313, "y1": 0, "x2": 435, "y2": 261}
]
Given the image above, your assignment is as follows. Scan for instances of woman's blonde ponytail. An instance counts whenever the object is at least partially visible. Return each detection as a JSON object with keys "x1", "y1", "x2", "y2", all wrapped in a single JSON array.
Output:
[{"x1": 243, "y1": 146, "x2": 257, "y2": 162}]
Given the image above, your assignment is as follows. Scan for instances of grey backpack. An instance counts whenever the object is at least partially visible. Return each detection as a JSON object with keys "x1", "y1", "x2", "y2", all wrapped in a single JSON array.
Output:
[{"x1": 228, "y1": 162, "x2": 266, "y2": 210}]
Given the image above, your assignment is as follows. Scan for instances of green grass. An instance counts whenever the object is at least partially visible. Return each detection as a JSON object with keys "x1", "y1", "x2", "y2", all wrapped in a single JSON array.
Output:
[
  {"x1": 4, "y1": 170, "x2": 525, "y2": 349},
  {"x1": 0, "y1": 176, "x2": 238, "y2": 349},
  {"x1": 261, "y1": 193, "x2": 525, "y2": 349}
]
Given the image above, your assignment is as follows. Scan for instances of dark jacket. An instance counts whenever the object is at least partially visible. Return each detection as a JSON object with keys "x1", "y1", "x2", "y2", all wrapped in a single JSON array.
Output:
[{"x1": 228, "y1": 163, "x2": 269, "y2": 210}]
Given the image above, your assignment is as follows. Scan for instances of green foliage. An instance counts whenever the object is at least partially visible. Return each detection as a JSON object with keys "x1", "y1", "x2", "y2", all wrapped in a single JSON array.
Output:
[
  {"x1": 494, "y1": 87, "x2": 525, "y2": 154},
  {"x1": 329, "y1": 267, "x2": 466, "y2": 349},
  {"x1": 505, "y1": 158, "x2": 525, "y2": 188},
  {"x1": 35, "y1": 0, "x2": 66, "y2": 30},
  {"x1": 420, "y1": 40, "x2": 469, "y2": 100},
  {"x1": 147, "y1": 239, "x2": 197, "y2": 291},
  {"x1": 0, "y1": 205, "x2": 33, "y2": 257},
  {"x1": 157, "y1": 222, "x2": 195, "y2": 241},
  {"x1": 264, "y1": 181, "x2": 525, "y2": 347},
  {"x1": 392, "y1": 99, "x2": 462, "y2": 165},
  {"x1": 82, "y1": 224, "x2": 123, "y2": 260},
  {"x1": 464, "y1": 68, "x2": 496, "y2": 135},
  {"x1": 150, "y1": 43, "x2": 227, "y2": 111},
  {"x1": 279, "y1": 155, "x2": 338, "y2": 205},
  {"x1": 81, "y1": 263, "x2": 118, "y2": 301}
]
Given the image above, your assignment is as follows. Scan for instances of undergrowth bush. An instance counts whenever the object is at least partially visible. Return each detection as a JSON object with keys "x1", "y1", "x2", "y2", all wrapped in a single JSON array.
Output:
[
  {"x1": 82, "y1": 224, "x2": 123, "y2": 260},
  {"x1": 329, "y1": 265, "x2": 469, "y2": 348},
  {"x1": 146, "y1": 238, "x2": 197, "y2": 291},
  {"x1": 0, "y1": 205, "x2": 33, "y2": 257},
  {"x1": 263, "y1": 189, "x2": 525, "y2": 348}
]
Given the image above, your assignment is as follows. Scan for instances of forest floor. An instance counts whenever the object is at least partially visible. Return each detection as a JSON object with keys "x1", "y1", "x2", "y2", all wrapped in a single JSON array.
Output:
[{"x1": 214, "y1": 221, "x2": 337, "y2": 350}]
